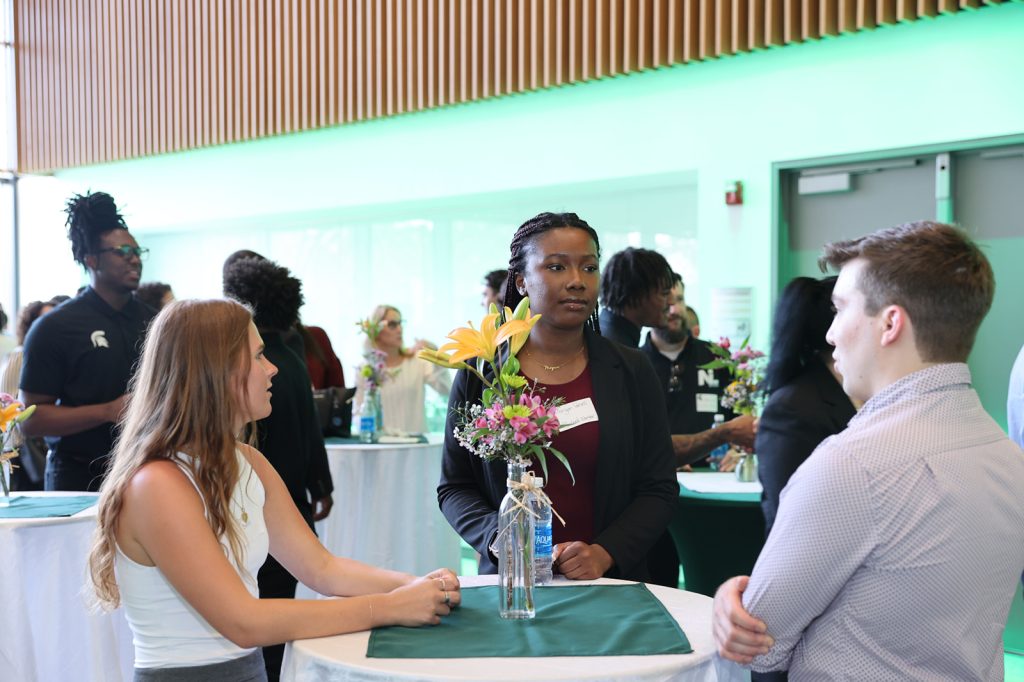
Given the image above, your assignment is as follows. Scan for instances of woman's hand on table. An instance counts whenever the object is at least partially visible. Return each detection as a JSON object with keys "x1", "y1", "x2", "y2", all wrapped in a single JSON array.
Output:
[
  {"x1": 381, "y1": 569, "x2": 461, "y2": 626},
  {"x1": 712, "y1": 576, "x2": 773, "y2": 664},
  {"x1": 552, "y1": 542, "x2": 613, "y2": 580}
]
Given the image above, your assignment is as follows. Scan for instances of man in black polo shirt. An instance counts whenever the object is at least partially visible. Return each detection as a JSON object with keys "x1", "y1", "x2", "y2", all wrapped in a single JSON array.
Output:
[
  {"x1": 19, "y1": 191, "x2": 156, "y2": 491},
  {"x1": 643, "y1": 274, "x2": 756, "y2": 468}
]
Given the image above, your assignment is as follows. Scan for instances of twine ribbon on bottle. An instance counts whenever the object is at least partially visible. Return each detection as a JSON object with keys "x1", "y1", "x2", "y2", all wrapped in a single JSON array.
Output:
[{"x1": 488, "y1": 470, "x2": 565, "y2": 557}]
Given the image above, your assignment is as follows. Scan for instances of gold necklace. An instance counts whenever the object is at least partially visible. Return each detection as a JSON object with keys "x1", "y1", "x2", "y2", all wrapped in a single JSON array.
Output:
[{"x1": 525, "y1": 345, "x2": 585, "y2": 372}]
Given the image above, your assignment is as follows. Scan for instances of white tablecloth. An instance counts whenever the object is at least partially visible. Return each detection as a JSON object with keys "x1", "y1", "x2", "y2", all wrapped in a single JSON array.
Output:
[
  {"x1": 296, "y1": 438, "x2": 462, "y2": 599},
  {"x1": 0, "y1": 492, "x2": 134, "y2": 681},
  {"x1": 677, "y1": 472, "x2": 762, "y2": 495},
  {"x1": 282, "y1": 576, "x2": 749, "y2": 682}
]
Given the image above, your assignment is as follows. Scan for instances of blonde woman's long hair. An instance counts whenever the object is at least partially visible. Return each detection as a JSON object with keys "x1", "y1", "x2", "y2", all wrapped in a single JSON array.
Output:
[
  {"x1": 365, "y1": 304, "x2": 411, "y2": 356},
  {"x1": 89, "y1": 298, "x2": 256, "y2": 609}
]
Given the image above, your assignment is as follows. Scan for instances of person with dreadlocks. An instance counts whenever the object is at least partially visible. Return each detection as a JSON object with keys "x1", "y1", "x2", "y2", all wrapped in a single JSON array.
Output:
[
  {"x1": 598, "y1": 246, "x2": 674, "y2": 348},
  {"x1": 438, "y1": 212, "x2": 677, "y2": 582},
  {"x1": 19, "y1": 191, "x2": 156, "y2": 491}
]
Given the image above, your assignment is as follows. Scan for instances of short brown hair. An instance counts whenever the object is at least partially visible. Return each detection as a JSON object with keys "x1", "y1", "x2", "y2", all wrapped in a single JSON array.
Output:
[{"x1": 819, "y1": 221, "x2": 994, "y2": 363}]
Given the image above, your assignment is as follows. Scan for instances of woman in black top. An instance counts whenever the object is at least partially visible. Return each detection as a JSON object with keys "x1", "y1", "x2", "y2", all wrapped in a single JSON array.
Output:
[
  {"x1": 437, "y1": 212, "x2": 677, "y2": 582},
  {"x1": 756, "y1": 276, "x2": 857, "y2": 536}
]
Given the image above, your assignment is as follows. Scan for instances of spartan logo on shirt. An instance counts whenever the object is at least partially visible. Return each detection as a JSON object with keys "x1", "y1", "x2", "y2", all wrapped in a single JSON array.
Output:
[{"x1": 90, "y1": 330, "x2": 109, "y2": 348}]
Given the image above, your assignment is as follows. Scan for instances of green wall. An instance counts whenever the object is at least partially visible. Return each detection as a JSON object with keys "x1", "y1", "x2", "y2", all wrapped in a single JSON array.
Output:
[{"x1": 29, "y1": 3, "x2": 1023, "y2": 423}]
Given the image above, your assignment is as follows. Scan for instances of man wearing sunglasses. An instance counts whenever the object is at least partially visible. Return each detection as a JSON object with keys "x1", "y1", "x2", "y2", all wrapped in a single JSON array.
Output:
[{"x1": 18, "y1": 191, "x2": 156, "y2": 491}]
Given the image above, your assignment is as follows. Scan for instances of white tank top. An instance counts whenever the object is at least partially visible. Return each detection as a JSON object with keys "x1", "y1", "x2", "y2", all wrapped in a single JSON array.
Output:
[{"x1": 115, "y1": 449, "x2": 270, "y2": 669}]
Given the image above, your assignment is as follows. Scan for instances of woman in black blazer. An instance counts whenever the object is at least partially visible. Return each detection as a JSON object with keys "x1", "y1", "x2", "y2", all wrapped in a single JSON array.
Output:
[
  {"x1": 437, "y1": 213, "x2": 678, "y2": 583},
  {"x1": 756, "y1": 276, "x2": 857, "y2": 536}
]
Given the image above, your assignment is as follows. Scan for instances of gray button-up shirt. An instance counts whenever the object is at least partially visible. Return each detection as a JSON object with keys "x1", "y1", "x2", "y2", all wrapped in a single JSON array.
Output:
[{"x1": 744, "y1": 363, "x2": 1024, "y2": 680}]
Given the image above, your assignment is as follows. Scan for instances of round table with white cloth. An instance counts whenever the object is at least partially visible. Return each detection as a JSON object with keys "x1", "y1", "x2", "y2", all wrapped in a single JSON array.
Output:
[
  {"x1": 296, "y1": 436, "x2": 463, "y2": 599},
  {"x1": 282, "y1": 575, "x2": 750, "y2": 682},
  {"x1": 0, "y1": 491, "x2": 134, "y2": 681}
]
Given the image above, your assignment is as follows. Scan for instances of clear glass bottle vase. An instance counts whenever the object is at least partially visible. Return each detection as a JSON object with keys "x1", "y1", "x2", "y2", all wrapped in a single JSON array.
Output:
[{"x1": 496, "y1": 458, "x2": 536, "y2": 619}]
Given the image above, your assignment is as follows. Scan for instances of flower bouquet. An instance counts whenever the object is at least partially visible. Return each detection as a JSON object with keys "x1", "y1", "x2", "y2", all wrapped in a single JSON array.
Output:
[
  {"x1": 700, "y1": 336, "x2": 767, "y2": 417},
  {"x1": 700, "y1": 337, "x2": 766, "y2": 482},
  {"x1": 354, "y1": 318, "x2": 396, "y2": 440},
  {"x1": 418, "y1": 297, "x2": 570, "y2": 619},
  {"x1": 1, "y1": 393, "x2": 37, "y2": 504}
]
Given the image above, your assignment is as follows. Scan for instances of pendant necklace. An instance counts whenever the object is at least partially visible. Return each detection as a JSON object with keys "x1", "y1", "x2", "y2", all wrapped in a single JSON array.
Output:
[{"x1": 525, "y1": 345, "x2": 585, "y2": 372}]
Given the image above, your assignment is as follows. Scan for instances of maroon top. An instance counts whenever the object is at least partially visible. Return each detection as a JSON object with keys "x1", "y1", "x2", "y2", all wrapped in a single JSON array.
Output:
[
  {"x1": 532, "y1": 366, "x2": 599, "y2": 546},
  {"x1": 304, "y1": 325, "x2": 346, "y2": 390}
]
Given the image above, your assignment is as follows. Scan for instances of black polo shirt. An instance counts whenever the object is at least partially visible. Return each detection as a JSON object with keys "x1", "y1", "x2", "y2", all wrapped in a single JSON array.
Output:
[
  {"x1": 19, "y1": 287, "x2": 156, "y2": 466},
  {"x1": 641, "y1": 332, "x2": 735, "y2": 436},
  {"x1": 599, "y1": 308, "x2": 642, "y2": 348}
]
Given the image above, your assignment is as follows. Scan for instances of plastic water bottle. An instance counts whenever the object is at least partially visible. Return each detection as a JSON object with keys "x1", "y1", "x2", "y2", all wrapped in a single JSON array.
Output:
[
  {"x1": 532, "y1": 478, "x2": 554, "y2": 585},
  {"x1": 709, "y1": 414, "x2": 729, "y2": 470},
  {"x1": 358, "y1": 393, "x2": 377, "y2": 443}
]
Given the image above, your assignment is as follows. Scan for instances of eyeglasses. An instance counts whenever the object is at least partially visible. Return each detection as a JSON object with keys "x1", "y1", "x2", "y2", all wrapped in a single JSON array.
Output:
[
  {"x1": 668, "y1": 362, "x2": 684, "y2": 393},
  {"x1": 382, "y1": 319, "x2": 403, "y2": 330},
  {"x1": 95, "y1": 245, "x2": 149, "y2": 260}
]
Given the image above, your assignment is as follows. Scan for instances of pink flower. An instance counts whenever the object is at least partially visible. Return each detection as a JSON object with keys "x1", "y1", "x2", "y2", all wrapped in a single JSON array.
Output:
[
  {"x1": 719, "y1": 337, "x2": 731, "y2": 350},
  {"x1": 474, "y1": 416, "x2": 488, "y2": 429},
  {"x1": 485, "y1": 405, "x2": 505, "y2": 424},
  {"x1": 510, "y1": 417, "x2": 539, "y2": 444}
]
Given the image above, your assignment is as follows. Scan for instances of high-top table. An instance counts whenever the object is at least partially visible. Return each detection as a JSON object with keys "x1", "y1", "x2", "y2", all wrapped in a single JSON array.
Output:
[
  {"x1": 0, "y1": 492, "x2": 134, "y2": 681},
  {"x1": 282, "y1": 575, "x2": 749, "y2": 681},
  {"x1": 296, "y1": 436, "x2": 462, "y2": 599},
  {"x1": 669, "y1": 471, "x2": 765, "y2": 597}
]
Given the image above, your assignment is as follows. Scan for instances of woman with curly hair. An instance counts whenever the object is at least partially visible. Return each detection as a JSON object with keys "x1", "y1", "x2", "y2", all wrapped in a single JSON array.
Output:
[
  {"x1": 221, "y1": 255, "x2": 340, "y2": 680},
  {"x1": 88, "y1": 298, "x2": 460, "y2": 681},
  {"x1": 354, "y1": 304, "x2": 451, "y2": 435}
]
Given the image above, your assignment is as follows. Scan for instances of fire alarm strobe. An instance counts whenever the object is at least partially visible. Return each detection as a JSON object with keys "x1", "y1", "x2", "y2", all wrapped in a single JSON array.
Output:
[{"x1": 725, "y1": 181, "x2": 743, "y2": 206}]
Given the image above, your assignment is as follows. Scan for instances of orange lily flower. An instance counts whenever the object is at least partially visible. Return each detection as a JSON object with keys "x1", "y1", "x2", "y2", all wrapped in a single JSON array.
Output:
[{"x1": 438, "y1": 313, "x2": 534, "y2": 364}]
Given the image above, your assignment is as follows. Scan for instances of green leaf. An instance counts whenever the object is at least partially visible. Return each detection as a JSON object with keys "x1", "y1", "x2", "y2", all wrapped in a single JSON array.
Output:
[
  {"x1": 530, "y1": 444, "x2": 549, "y2": 482},
  {"x1": 547, "y1": 447, "x2": 575, "y2": 485},
  {"x1": 482, "y1": 388, "x2": 495, "y2": 405},
  {"x1": 700, "y1": 359, "x2": 730, "y2": 370},
  {"x1": 503, "y1": 355, "x2": 520, "y2": 376}
]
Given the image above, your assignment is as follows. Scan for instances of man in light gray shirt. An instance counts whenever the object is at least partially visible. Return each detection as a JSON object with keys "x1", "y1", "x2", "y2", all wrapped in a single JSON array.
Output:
[{"x1": 713, "y1": 221, "x2": 1024, "y2": 681}]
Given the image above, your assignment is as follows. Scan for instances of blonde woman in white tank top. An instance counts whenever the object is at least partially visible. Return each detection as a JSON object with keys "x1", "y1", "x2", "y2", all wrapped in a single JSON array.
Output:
[{"x1": 88, "y1": 299, "x2": 460, "y2": 682}]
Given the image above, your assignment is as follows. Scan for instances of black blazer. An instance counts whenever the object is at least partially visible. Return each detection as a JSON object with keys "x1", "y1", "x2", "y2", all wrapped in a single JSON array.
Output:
[
  {"x1": 437, "y1": 329, "x2": 678, "y2": 582},
  {"x1": 755, "y1": 358, "x2": 856, "y2": 534}
]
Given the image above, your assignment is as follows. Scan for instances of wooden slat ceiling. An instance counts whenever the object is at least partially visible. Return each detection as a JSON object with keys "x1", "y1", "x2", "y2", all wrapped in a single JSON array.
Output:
[{"x1": 13, "y1": 0, "x2": 1012, "y2": 173}]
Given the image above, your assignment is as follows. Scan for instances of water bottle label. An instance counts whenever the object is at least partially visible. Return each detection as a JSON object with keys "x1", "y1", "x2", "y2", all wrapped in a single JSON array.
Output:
[
  {"x1": 359, "y1": 416, "x2": 376, "y2": 432},
  {"x1": 534, "y1": 525, "x2": 553, "y2": 557}
]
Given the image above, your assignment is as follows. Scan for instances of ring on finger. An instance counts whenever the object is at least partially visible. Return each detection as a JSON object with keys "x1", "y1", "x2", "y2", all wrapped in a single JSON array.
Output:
[
  {"x1": 439, "y1": 577, "x2": 447, "y2": 591},
  {"x1": 443, "y1": 591, "x2": 451, "y2": 606}
]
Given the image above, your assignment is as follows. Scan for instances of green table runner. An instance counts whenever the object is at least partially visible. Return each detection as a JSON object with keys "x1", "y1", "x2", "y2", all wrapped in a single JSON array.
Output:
[
  {"x1": 367, "y1": 584, "x2": 692, "y2": 658},
  {"x1": 0, "y1": 495, "x2": 98, "y2": 519}
]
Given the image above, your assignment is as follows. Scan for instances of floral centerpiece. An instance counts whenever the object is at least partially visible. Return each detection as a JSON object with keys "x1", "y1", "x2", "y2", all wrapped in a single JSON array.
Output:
[
  {"x1": 354, "y1": 317, "x2": 396, "y2": 439},
  {"x1": 417, "y1": 298, "x2": 569, "y2": 480},
  {"x1": 700, "y1": 336, "x2": 767, "y2": 416},
  {"x1": 700, "y1": 337, "x2": 767, "y2": 482},
  {"x1": 1, "y1": 393, "x2": 37, "y2": 503},
  {"x1": 418, "y1": 297, "x2": 570, "y2": 619}
]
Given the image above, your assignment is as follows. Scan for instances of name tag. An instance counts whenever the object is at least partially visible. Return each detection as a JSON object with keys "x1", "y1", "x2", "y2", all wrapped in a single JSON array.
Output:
[
  {"x1": 696, "y1": 393, "x2": 719, "y2": 413},
  {"x1": 556, "y1": 398, "x2": 599, "y2": 432}
]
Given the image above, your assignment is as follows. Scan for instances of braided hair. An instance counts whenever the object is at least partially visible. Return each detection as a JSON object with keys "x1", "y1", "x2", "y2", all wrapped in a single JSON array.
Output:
[
  {"x1": 502, "y1": 212, "x2": 602, "y2": 333},
  {"x1": 64, "y1": 191, "x2": 129, "y2": 266}
]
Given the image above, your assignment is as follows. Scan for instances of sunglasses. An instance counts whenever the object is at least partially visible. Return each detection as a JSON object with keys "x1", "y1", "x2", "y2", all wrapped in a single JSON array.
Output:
[
  {"x1": 668, "y1": 362, "x2": 684, "y2": 393},
  {"x1": 95, "y1": 245, "x2": 149, "y2": 260},
  {"x1": 382, "y1": 319, "x2": 403, "y2": 330}
]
